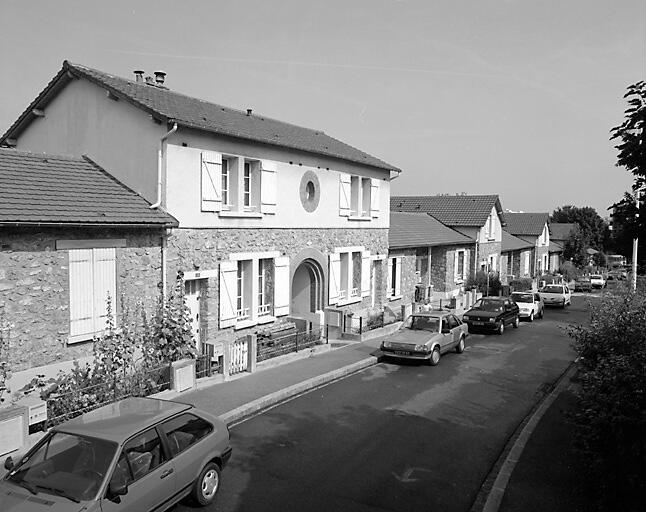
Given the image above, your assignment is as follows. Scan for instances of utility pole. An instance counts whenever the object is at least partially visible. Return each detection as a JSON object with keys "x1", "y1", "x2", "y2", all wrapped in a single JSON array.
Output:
[{"x1": 632, "y1": 189, "x2": 641, "y2": 291}]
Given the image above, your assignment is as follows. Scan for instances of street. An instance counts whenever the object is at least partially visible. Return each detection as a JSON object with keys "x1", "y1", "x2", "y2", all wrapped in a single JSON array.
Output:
[{"x1": 178, "y1": 297, "x2": 589, "y2": 512}]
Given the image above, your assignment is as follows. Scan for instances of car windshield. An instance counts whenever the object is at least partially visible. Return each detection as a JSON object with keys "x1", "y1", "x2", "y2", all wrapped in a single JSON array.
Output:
[
  {"x1": 6, "y1": 431, "x2": 117, "y2": 502},
  {"x1": 511, "y1": 293, "x2": 533, "y2": 303},
  {"x1": 404, "y1": 315, "x2": 440, "y2": 332},
  {"x1": 543, "y1": 285, "x2": 563, "y2": 293},
  {"x1": 591, "y1": 275, "x2": 602, "y2": 279},
  {"x1": 473, "y1": 299, "x2": 504, "y2": 312}
]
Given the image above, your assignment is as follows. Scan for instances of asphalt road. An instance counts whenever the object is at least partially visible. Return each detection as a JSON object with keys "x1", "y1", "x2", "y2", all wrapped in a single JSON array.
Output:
[{"x1": 178, "y1": 296, "x2": 590, "y2": 512}]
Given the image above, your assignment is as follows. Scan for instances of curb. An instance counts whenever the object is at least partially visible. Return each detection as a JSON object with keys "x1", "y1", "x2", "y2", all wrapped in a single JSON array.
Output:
[
  {"x1": 471, "y1": 360, "x2": 579, "y2": 512},
  {"x1": 221, "y1": 354, "x2": 383, "y2": 425}
]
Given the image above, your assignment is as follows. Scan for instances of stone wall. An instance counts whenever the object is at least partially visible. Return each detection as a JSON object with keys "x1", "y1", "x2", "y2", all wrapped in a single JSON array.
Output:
[
  {"x1": 0, "y1": 227, "x2": 164, "y2": 373},
  {"x1": 166, "y1": 227, "x2": 389, "y2": 347},
  {"x1": 431, "y1": 244, "x2": 475, "y2": 292},
  {"x1": 477, "y1": 241, "x2": 502, "y2": 272}
]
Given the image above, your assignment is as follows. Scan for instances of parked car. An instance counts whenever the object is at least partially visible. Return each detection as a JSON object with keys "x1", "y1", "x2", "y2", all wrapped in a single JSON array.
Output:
[
  {"x1": 462, "y1": 296, "x2": 520, "y2": 335},
  {"x1": 539, "y1": 284, "x2": 572, "y2": 308},
  {"x1": 510, "y1": 291, "x2": 544, "y2": 322},
  {"x1": 606, "y1": 269, "x2": 626, "y2": 281},
  {"x1": 380, "y1": 311, "x2": 468, "y2": 366},
  {"x1": 590, "y1": 274, "x2": 606, "y2": 289},
  {"x1": 574, "y1": 276, "x2": 592, "y2": 292},
  {"x1": 1, "y1": 397, "x2": 232, "y2": 512}
]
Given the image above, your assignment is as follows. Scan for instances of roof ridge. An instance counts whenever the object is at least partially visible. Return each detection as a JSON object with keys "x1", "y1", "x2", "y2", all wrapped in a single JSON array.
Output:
[{"x1": 0, "y1": 147, "x2": 87, "y2": 161}]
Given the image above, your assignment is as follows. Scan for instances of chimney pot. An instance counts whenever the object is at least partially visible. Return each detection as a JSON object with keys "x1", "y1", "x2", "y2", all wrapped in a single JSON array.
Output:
[
  {"x1": 154, "y1": 71, "x2": 166, "y2": 85},
  {"x1": 134, "y1": 70, "x2": 144, "y2": 83},
  {"x1": 246, "y1": 109, "x2": 252, "y2": 116},
  {"x1": 145, "y1": 76, "x2": 154, "y2": 85}
]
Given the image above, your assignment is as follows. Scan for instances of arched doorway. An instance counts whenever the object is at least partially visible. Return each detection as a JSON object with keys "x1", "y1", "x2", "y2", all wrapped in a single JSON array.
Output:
[{"x1": 291, "y1": 258, "x2": 324, "y2": 326}]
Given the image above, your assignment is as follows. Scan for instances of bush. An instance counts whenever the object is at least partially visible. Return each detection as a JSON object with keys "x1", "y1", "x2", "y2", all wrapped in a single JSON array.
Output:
[
  {"x1": 559, "y1": 261, "x2": 579, "y2": 282},
  {"x1": 509, "y1": 277, "x2": 533, "y2": 292},
  {"x1": 568, "y1": 290, "x2": 646, "y2": 510},
  {"x1": 465, "y1": 270, "x2": 501, "y2": 295}
]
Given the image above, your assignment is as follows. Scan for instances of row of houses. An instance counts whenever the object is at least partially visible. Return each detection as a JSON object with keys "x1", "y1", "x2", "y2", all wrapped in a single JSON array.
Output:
[{"x1": 0, "y1": 61, "x2": 576, "y2": 393}]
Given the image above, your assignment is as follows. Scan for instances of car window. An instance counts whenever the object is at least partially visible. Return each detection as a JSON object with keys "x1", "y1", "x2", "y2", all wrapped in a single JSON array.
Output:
[
  {"x1": 474, "y1": 299, "x2": 503, "y2": 312},
  {"x1": 117, "y1": 428, "x2": 165, "y2": 483},
  {"x1": 160, "y1": 413, "x2": 213, "y2": 458},
  {"x1": 511, "y1": 293, "x2": 532, "y2": 303},
  {"x1": 404, "y1": 315, "x2": 440, "y2": 332},
  {"x1": 534, "y1": 293, "x2": 541, "y2": 301},
  {"x1": 543, "y1": 285, "x2": 563, "y2": 293},
  {"x1": 447, "y1": 315, "x2": 459, "y2": 328}
]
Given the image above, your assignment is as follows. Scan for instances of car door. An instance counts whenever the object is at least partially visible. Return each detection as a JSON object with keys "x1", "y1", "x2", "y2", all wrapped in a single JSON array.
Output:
[
  {"x1": 503, "y1": 300, "x2": 514, "y2": 324},
  {"x1": 159, "y1": 413, "x2": 215, "y2": 498},
  {"x1": 100, "y1": 428, "x2": 176, "y2": 512}
]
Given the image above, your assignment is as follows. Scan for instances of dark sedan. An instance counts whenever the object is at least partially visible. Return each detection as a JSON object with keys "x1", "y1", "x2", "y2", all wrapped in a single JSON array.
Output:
[{"x1": 462, "y1": 296, "x2": 520, "y2": 335}]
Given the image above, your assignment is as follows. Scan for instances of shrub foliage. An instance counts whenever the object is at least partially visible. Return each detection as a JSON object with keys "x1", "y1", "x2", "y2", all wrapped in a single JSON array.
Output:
[{"x1": 569, "y1": 289, "x2": 646, "y2": 510}]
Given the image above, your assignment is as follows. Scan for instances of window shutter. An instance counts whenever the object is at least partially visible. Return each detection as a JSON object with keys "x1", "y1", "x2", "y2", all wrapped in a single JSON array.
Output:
[
  {"x1": 454, "y1": 251, "x2": 459, "y2": 280},
  {"x1": 260, "y1": 160, "x2": 277, "y2": 214},
  {"x1": 273, "y1": 256, "x2": 290, "y2": 316},
  {"x1": 69, "y1": 249, "x2": 95, "y2": 337},
  {"x1": 92, "y1": 248, "x2": 117, "y2": 332},
  {"x1": 328, "y1": 253, "x2": 341, "y2": 304},
  {"x1": 219, "y1": 260, "x2": 238, "y2": 328},
  {"x1": 395, "y1": 257, "x2": 402, "y2": 296},
  {"x1": 361, "y1": 251, "x2": 371, "y2": 297},
  {"x1": 370, "y1": 179, "x2": 380, "y2": 218},
  {"x1": 201, "y1": 151, "x2": 222, "y2": 212},
  {"x1": 339, "y1": 174, "x2": 351, "y2": 217},
  {"x1": 387, "y1": 258, "x2": 394, "y2": 297}
]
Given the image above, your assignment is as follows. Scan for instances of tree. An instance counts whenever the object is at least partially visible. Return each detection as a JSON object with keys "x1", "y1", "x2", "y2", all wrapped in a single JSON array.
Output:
[
  {"x1": 609, "y1": 191, "x2": 642, "y2": 257},
  {"x1": 563, "y1": 224, "x2": 588, "y2": 267},
  {"x1": 550, "y1": 205, "x2": 609, "y2": 251}
]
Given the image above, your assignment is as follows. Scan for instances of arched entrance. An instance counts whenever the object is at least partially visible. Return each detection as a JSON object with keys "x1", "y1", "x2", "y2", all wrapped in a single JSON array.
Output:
[{"x1": 291, "y1": 258, "x2": 324, "y2": 326}]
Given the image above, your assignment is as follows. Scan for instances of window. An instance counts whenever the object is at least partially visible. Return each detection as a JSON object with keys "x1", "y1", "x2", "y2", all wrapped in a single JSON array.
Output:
[
  {"x1": 220, "y1": 253, "x2": 289, "y2": 328},
  {"x1": 388, "y1": 256, "x2": 402, "y2": 299},
  {"x1": 329, "y1": 248, "x2": 371, "y2": 305},
  {"x1": 160, "y1": 413, "x2": 213, "y2": 457},
  {"x1": 68, "y1": 247, "x2": 117, "y2": 342},
  {"x1": 488, "y1": 254, "x2": 497, "y2": 272},
  {"x1": 454, "y1": 250, "x2": 466, "y2": 283},
  {"x1": 116, "y1": 429, "x2": 165, "y2": 484},
  {"x1": 221, "y1": 158, "x2": 230, "y2": 206},
  {"x1": 243, "y1": 162, "x2": 251, "y2": 208},
  {"x1": 339, "y1": 175, "x2": 380, "y2": 218}
]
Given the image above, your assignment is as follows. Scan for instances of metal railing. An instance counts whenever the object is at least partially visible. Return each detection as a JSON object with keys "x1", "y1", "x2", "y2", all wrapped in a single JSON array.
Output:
[{"x1": 257, "y1": 327, "x2": 324, "y2": 362}]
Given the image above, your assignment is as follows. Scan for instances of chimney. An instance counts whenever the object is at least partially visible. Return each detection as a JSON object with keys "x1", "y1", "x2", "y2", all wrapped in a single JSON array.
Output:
[
  {"x1": 134, "y1": 70, "x2": 144, "y2": 83},
  {"x1": 246, "y1": 109, "x2": 252, "y2": 116},
  {"x1": 145, "y1": 76, "x2": 154, "y2": 85},
  {"x1": 154, "y1": 71, "x2": 166, "y2": 85}
]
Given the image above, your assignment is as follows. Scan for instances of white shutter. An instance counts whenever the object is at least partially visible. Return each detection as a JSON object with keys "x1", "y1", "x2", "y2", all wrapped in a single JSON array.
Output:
[
  {"x1": 387, "y1": 258, "x2": 393, "y2": 297},
  {"x1": 395, "y1": 257, "x2": 402, "y2": 296},
  {"x1": 328, "y1": 253, "x2": 341, "y2": 304},
  {"x1": 370, "y1": 179, "x2": 380, "y2": 218},
  {"x1": 260, "y1": 160, "x2": 278, "y2": 214},
  {"x1": 219, "y1": 260, "x2": 238, "y2": 328},
  {"x1": 454, "y1": 251, "x2": 460, "y2": 280},
  {"x1": 273, "y1": 256, "x2": 290, "y2": 316},
  {"x1": 339, "y1": 175, "x2": 351, "y2": 217},
  {"x1": 361, "y1": 251, "x2": 371, "y2": 297},
  {"x1": 69, "y1": 249, "x2": 95, "y2": 338},
  {"x1": 92, "y1": 248, "x2": 116, "y2": 332},
  {"x1": 201, "y1": 151, "x2": 222, "y2": 212}
]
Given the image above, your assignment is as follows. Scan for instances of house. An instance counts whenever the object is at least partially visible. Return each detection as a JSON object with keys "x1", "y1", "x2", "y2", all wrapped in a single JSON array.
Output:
[
  {"x1": 390, "y1": 195, "x2": 505, "y2": 276},
  {"x1": 0, "y1": 148, "x2": 178, "y2": 393},
  {"x1": 548, "y1": 223, "x2": 578, "y2": 270},
  {"x1": 388, "y1": 212, "x2": 475, "y2": 307},
  {"x1": 500, "y1": 230, "x2": 535, "y2": 283},
  {"x1": 502, "y1": 212, "x2": 551, "y2": 275},
  {"x1": 1, "y1": 61, "x2": 400, "y2": 363}
]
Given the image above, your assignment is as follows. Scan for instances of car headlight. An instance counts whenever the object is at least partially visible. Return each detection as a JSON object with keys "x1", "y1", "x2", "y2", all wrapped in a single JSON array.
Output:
[
  {"x1": 382, "y1": 341, "x2": 392, "y2": 349},
  {"x1": 489, "y1": 318, "x2": 496, "y2": 323},
  {"x1": 463, "y1": 315, "x2": 470, "y2": 320},
  {"x1": 414, "y1": 344, "x2": 430, "y2": 352}
]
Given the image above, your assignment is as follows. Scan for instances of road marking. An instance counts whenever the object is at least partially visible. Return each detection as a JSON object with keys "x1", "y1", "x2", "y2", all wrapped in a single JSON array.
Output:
[{"x1": 392, "y1": 467, "x2": 432, "y2": 483}]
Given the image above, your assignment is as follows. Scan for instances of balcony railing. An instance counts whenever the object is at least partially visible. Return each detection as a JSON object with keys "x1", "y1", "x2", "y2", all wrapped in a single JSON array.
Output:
[
  {"x1": 258, "y1": 303, "x2": 272, "y2": 316},
  {"x1": 236, "y1": 307, "x2": 250, "y2": 320}
]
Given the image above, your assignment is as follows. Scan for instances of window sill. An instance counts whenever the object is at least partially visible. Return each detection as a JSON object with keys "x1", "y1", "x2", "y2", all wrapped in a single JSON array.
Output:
[
  {"x1": 234, "y1": 319, "x2": 256, "y2": 330},
  {"x1": 257, "y1": 315, "x2": 276, "y2": 325},
  {"x1": 337, "y1": 296, "x2": 362, "y2": 306},
  {"x1": 219, "y1": 211, "x2": 263, "y2": 219},
  {"x1": 348, "y1": 216, "x2": 371, "y2": 222},
  {"x1": 67, "y1": 333, "x2": 97, "y2": 345},
  {"x1": 388, "y1": 295, "x2": 403, "y2": 302}
]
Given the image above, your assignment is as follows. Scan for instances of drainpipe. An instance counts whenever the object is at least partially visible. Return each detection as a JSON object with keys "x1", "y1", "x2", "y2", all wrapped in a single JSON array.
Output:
[
  {"x1": 161, "y1": 230, "x2": 169, "y2": 299},
  {"x1": 150, "y1": 122, "x2": 178, "y2": 209}
]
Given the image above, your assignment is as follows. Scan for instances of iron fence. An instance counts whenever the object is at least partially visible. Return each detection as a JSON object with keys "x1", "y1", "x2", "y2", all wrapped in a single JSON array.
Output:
[
  {"x1": 195, "y1": 354, "x2": 220, "y2": 379},
  {"x1": 257, "y1": 327, "x2": 324, "y2": 362}
]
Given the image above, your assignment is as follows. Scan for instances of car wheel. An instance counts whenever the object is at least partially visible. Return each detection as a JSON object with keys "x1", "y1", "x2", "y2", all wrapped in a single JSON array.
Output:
[
  {"x1": 429, "y1": 346, "x2": 441, "y2": 366},
  {"x1": 561, "y1": 300, "x2": 566, "y2": 309},
  {"x1": 528, "y1": 311, "x2": 534, "y2": 322},
  {"x1": 456, "y1": 336, "x2": 465, "y2": 354},
  {"x1": 512, "y1": 316, "x2": 519, "y2": 328},
  {"x1": 191, "y1": 462, "x2": 221, "y2": 506},
  {"x1": 538, "y1": 308, "x2": 544, "y2": 319},
  {"x1": 497, "y1": 322, "x2": 504, "y2": 335}
]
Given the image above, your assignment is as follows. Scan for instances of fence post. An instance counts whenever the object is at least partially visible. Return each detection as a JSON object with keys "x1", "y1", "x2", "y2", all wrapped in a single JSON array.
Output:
[
  {"x1": 295, "y1": 331, "x2": 299, "y2": 352},
  {"x1": 359, "y1": 316, "x2": 363, "y2": 334},
  {"x1": 247, "y1": 334, "x2": 257, "y2": 373},
  {"x1": 222, "y1": 339, "x2": 231, "y2": 381}
]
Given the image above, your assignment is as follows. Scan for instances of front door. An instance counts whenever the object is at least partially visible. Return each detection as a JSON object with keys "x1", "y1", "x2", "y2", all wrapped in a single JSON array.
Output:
[{"x1": 185, "y1": 279, "x2": 202, "y2": 349}]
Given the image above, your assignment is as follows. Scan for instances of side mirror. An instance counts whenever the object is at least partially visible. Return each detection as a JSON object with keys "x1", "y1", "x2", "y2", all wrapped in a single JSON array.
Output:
[
  {"x1": 4, "y1": 456, "x2": 14, "y2": 471},
  {"x1": 108, "y1": 481, "x2": 128, "y2": 500}
]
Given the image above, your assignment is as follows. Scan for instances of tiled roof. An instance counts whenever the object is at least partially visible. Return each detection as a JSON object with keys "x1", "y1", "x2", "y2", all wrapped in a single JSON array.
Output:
[
  {"x1": 549, "y1": 241, "x2": 564, "y2": 253},
  {"x1": 0, "y1": 148, "x2": 178, "y2": 226},
  {"x1": 503, "y1": 212, "x2": 549, "y2": 236},
  {"x1": 1, "y1": 61, "x2": 399, "y2": 173},
  {"x1": 389, "y1": 212, "x2": 473, "y2": 249},
  {"x1": 549, "y1": 222, "x2": 577, "y2": 242},
  {"x1": 390, "y1": 195, "x2": 503, "y2": 227},
  {"x1": 501, "y1": 229, "x2": 534, "y2": 252}
]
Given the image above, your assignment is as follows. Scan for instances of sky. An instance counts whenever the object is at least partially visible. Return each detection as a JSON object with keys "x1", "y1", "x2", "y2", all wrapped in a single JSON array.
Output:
[{"x1": 1, "y1": 0, "x2": 644, "y2": 218}]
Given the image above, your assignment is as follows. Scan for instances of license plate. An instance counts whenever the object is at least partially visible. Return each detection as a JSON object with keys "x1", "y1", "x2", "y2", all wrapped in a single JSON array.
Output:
[
  {"x1": 394, "y1": 351, "x2": 411, "y2": 356},
  {"x1": 472, "y1": 321, "x2": 484, "y2": 325}
]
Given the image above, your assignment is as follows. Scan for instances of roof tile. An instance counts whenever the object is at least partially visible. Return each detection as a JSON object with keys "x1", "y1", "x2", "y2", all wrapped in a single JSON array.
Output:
[
  {"x1": 503, "y1": 212, "x2": 549, "y2": 236},
  {"x1": 389, "y1": 212, "x2": 473, "y2": 249},
  {"x1": 390, "y1": 195, "x2": 503, "y2": 227}
]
